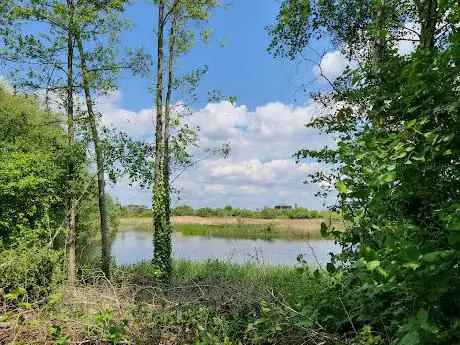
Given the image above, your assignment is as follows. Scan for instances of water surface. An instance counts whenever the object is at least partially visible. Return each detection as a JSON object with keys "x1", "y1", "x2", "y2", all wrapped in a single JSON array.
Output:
[{"x1": 112, "y1": 231, "x2": 339, "y2": 266}]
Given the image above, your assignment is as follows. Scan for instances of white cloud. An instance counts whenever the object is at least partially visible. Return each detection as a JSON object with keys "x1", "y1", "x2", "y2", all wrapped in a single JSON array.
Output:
[
  {"x1": 101, "y1": 94, "x2": 336, "y2": 209},
  {"x1": 397, "y1": 22, "x2": 419, "y2": 55},
  {"x1": 313, "y1": 51, "x2": 356, "y2": 83},
  {"x1": 97, "y1": 91, "x2": 155, "y2": 140},
  {"x1": 314, "y1": 25, "x2": 419, "y2": 84}
]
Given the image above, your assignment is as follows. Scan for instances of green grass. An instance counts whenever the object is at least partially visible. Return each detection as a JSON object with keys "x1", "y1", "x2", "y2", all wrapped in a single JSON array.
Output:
[
  {"x1": 175, "y1": 223, "x2": 324, "y2": 240},
  {"x1": 118, "y1": 217, "x2": 338, "y2": 240},
  {"x1": 2, "y1": 258, "x2": 334, "y2": 344},
  {"x1": 119, "y1": 259, "x2": 329, "y2": 306}
]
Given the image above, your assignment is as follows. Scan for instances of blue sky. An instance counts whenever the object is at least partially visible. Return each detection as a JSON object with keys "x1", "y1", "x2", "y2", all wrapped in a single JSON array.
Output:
[
  {"x1": 116, "y1": 0, "x2": 329, "y2": 112},
  {"x1": 1, "y1": 0, "x2": 350, "y2": 209},
  {"x1": 98, "y1": 0, "x2": 348, "y2": 209}
]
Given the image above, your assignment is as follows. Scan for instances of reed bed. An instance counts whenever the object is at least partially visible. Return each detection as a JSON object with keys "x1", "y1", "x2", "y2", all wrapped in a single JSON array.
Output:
[{"x1": 118, "y1": 216, "x2": 342, "y2": 239}]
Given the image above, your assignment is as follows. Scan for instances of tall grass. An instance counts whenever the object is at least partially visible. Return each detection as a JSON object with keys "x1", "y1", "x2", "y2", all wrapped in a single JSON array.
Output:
[
  {"x1": 118, "y1": 217, "x2": 337, "y2": 240},
  {"x1": 120, "y1": 259, "x2": 329, "y2": 306},
  {"x1": 175, "y1": 223, "x2": 325, "y2": 240}
]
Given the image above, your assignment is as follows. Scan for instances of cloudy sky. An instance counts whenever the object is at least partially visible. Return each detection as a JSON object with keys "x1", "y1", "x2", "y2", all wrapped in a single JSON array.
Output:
[
  {"x1": 94, "y1": 0, "x2": 354, "y2": 210},
  {"x1": 0, "y1": 1, "x2": 419, "y2": 210}
]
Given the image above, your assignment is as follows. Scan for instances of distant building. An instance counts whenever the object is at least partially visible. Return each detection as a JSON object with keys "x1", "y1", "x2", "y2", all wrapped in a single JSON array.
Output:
[
  {"x1": 274, "y1": 203, "x2": 292, "y2": 210},
  {"x1": 126, "y1": 204, "x2": 148, "y2": 211}
]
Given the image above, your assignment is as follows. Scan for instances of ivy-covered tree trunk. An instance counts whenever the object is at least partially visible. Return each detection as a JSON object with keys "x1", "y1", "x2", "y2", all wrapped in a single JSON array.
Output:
[
  {"x1": 163, "y1": 1, "x2": 179, "y2": 241},
  {"x1": 152, "y1": 0, "x2": 172, "y2": 278},
  {"x1": 66, "y1": 0, "x2": 76, "y2": 283},
  {"x1": 76, "y1": 32, "x2": 111, "y2": 279}
]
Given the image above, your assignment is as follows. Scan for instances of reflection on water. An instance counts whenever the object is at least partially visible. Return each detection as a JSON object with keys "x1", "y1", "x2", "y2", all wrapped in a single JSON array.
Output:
[{"x1": 112, "y1": 231, "x2": 340, "y2": 266}]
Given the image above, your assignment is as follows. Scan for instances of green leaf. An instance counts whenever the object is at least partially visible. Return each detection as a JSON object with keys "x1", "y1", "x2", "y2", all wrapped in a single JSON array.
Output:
[
  {"x1": 448, "y1": 232, "x2": 460, "y2": 244},
  {"x1": 446, "y1": 216, "x2": 460, "y2": 231},
  {"x1": 422, "y1": 250, "x2": 456, "y2": 263},
  {"x1": 398, "y1": 330, "x2": 420, "y2": 345},
  {"x1": 403, "y1": 262, "x2": 420, "y2": 270},
  {"x1": 18, "y1": 302, "x2": 31, "y2": 310},
  {"x1": 366, "y1": 260, "x2": 380, "y2": 270},
  {"x1": 313, "y1": 269, "x2": 321, "y2": 279},
  {"x1": 379, "y1": 171, "x2": 396, "y2": 184},
  {"x1": 424, "y1": 132, "x2": 436, "y2": 144},
  {"x1": 326, "y1": 263, "x2": 336, "y2": 273},
  {"x1": 442, "y1": 133, "x2": 455, "y2": 142},
  {"x1": 361, "y1": 246, "x2": 378, "y2": 261},
  {"x1": 336, "y1": 181, "x2": 348, "y2": 194},
  {"x1": 403, "y1": 245, "x2": 420, "y2": 262}
]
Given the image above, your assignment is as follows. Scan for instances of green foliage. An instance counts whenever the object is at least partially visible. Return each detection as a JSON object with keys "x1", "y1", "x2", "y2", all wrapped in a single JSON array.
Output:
[
  {"x1": 172, "y1": 204, "x2": 195, "y2": 216},
  {"x1": 0, "y1": 247, "x2": 62, "y2": 301},
  {"x1": 176, "y1": 223, "x2": 323, "y2": 240},
  {"x1": 118, "y1": 205, "x2": 152, "y2": 218},
  {"x1": 48, "y1": 324, "x2": 70, "y2": 344},
  {"x1": 0, "y1": 88, "x2": 67, "y2": 249},
  {"x1": 76, "y1": 190, "x2": 120, "y2": 262},
  {"x1": 170, "y1": 204, "x2": 339, "y2": 220},
  {"x1": 269, "y1": 1, "x2": 460, "y2": 344},
  {"x1": 120, "y1": 260, "x2": 332, "y2": 344},
  {"x1": 0, "y1": 86, "x2": 119, "y2": 271},
  {"x1": 95, "y1": 309, "x2": 129, "y2": 345}
]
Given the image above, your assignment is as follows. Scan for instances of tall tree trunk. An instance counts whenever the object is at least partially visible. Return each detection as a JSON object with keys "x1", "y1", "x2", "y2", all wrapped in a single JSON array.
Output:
[
  {"x1": 152, "y1": 0, "x2": 171, "y2": 277},
  {"x1": 417, "y1": 0, "x2": 438, "y2": 50},
  {"x1": 163, "y1": 1, "x2": 179, "y2": 237},
  {"x1": 66, "y1": 0, "x2": 76, "y2": 283},
  {"x1": 76, "y1": 32, "x2": 111, "y2": 278},
  {"x1": 372, "y1": 1, "x2": 386, "y2": 74}
]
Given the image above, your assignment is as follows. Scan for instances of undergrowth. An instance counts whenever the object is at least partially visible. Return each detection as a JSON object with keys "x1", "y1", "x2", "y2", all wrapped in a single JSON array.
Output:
[{"x1": 0, "y1": 260, "x2": 349, "y2": 344}]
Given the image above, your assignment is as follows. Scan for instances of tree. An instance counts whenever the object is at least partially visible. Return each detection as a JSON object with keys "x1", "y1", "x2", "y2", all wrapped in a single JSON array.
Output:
[
  {"x1": 0, "y1": 0, "x2": 87, "y2": 281},
  {"x1": 270, "y1": 1, "x2": 460, "y2": 343},
  {"x1": 75, "y1": 30, "x2": 111, "y2": 277},
  {"x1": 66, "y1": 0, "x2": 77, "y2": 283},
  {"x1": 71, "y1": 0, "x2": 147, "y2": 278},
  {"x1": 0, "y1": 0, "x2": 145, "y2": 279},
  {"x1": 151, "y1": 0, "x2": 224, "y2": 278},
  {"x1": 152, "y1": 0, "x2": 169, "y2": 276}
]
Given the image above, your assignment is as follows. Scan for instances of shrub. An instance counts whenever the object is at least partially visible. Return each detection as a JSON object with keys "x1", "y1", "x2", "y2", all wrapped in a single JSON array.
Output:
[
  {"x1": 172, "y1": 205, "x2": 195, "y2": 216},
  {"x1": 195, "y1": 207, "x2": 216, "y2": 217},
  {"x1": 0, "y1": 247, "x2": 62, "y2": 301}
]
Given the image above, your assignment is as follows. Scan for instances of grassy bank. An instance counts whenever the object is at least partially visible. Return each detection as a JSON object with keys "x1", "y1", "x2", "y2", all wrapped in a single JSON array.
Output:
[
  {"x1": 120, "y1": 205, "x2": 342, "y2": 221},
  {"x1": 1, "y1": 260, "x2": 337, "y2": 344},
  {"x1": 175, "y1": 223, "x2": 325, "y2": 239},
  {"x1": 118, "y1": 216, "x2": 341, "y2": 239}
]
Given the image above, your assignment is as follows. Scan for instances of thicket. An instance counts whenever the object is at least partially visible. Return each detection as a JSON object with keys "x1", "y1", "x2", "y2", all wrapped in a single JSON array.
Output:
[
  {"x1": 0, "y1": 88, "x2": 119, "y2": 300},
  {"x1": 265, "y1": 1, "x2": 460, "y2": 344}
]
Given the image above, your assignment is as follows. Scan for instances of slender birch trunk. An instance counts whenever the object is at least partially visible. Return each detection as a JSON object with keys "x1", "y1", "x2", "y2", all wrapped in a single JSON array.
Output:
[
  {"x1": 372, "y1": 1, "x2": 385, "y2": 74},
  {"x1": 76, "y1": 31, "x2": 111, "y2": 278},
  {"x1": 66, "y1": 0, "x2": 76, "y2": 283}
]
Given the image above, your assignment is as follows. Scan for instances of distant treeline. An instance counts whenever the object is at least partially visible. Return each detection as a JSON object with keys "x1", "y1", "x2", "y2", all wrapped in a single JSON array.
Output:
[{"x1": 119, "y1": 205, "x2": 340, "y2": 220}]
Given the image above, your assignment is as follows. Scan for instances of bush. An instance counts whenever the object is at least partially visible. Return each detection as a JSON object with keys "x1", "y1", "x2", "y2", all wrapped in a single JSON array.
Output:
[
  {"x1": 0, "y1": 88, "x2": 68, "y2": 248},
  {"x1": 172, "y1": 204, "x2": 194, "y2": 216},
  {"x1": 195, "y1": 207, "x2": 216, "y2": 217},
  {"x1": 0, "y1": 247, "x2": 62, "y2": 301}
]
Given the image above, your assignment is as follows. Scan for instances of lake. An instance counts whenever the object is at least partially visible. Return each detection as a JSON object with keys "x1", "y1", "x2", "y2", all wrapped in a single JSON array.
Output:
[{"x1": 112, "y1": 230, "x2": 340, "y2": 266}]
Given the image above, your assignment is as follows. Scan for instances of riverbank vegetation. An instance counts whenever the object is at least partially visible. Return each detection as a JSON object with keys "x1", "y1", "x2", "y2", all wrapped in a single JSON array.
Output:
[
  {"x1": 1, "y1": 260, "x2": 337, "y2": 344},
  {"x1": 1, "y1": 0, "x2": 459, "y2": 344},
  {"x1": 118, "y1": 216, "x2": 338, "y2": 239},
  {"x1": 119, "y1": 204, "x2": 341, "y2": 220},
  {"x1": 176, "y1": 223, "x2": 325, "y2": 240}
]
